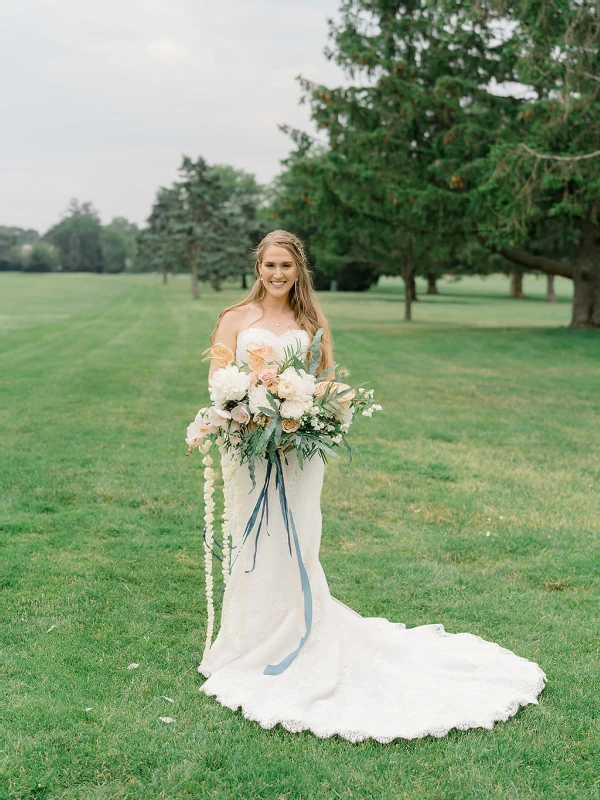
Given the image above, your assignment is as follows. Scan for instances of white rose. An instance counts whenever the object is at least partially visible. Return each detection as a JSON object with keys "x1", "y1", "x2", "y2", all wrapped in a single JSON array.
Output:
[
  {"x1": 278, "y1": 367, "x2": 316, "y2": 403},
  {"x1": 209, "y1": 365, "x2": 251, "y2": 406},
  {"x1": 280, "y1": 398, "x2": 305, "y2": 421},
  {"x1": 249, "y1": 383, "x2": 278, "y2": 416}
]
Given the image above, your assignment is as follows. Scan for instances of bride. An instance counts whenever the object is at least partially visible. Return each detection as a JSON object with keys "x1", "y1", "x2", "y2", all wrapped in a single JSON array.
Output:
[{"x1": 198, "y1": 229, "x2": 547, "y2": 742}]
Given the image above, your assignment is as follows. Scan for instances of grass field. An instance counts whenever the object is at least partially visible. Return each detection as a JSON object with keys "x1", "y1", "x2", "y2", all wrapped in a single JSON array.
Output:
[{"x1": 1, "y1": 272, "x2": 598, "y2": 799}]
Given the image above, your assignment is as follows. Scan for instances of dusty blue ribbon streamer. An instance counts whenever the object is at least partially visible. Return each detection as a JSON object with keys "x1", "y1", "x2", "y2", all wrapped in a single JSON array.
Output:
[{"x1": 240, "y1": 451, "x2": 313, "y2": 676}]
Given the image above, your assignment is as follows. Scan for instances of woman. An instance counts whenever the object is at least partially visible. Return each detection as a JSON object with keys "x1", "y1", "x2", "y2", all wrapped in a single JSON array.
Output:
[{"x1": 198, "y1": 229, "x2": 547, "y2": 742}]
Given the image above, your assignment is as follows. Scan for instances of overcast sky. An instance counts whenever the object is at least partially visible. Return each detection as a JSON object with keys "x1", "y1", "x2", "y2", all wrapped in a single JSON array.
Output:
[{"x1": 1, "y1": 1, "x2": 345, "y2": 233}]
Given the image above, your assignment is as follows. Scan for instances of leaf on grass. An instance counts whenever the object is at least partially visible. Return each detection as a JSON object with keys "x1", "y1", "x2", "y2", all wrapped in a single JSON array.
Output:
[
  {"x1": 161, "y1": 696, "x2": 175, "y2": 703},
  {"x1": 159, "y1": 716, "x2": 175, "y2": 723},
  {"x1": 47, "y1": 625, "x2": 56, "y2": 633},
  {"x1": 127, "y1": 663, "x2": 139, "y2": 670}
]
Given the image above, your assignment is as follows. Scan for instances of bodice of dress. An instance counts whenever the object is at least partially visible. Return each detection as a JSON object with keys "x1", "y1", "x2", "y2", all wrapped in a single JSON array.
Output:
[{"x1": 235, "y1": 327, "x2": 311, "y2": 366}]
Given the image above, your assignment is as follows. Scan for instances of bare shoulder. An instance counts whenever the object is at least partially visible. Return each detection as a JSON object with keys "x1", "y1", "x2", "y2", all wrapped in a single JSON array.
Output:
[{"x1": 216, "y1": 306, "x2": 245, "y2": 334}]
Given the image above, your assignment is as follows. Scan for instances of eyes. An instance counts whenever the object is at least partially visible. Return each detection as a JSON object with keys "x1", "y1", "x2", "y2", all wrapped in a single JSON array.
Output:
[{"x1": 263, "y1": 262, "x2": 293, "y2": 268}]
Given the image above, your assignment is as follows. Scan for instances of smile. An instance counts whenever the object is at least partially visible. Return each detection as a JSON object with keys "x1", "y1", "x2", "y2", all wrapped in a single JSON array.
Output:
[{"x1": 270, "y1": 280, "x2": 286, "y2": 286}]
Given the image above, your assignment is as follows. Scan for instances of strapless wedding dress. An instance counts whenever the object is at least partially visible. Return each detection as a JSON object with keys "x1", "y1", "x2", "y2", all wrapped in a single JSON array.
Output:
[{"x1": 198, "y1": 327, "x2": 547, "y2": 742}]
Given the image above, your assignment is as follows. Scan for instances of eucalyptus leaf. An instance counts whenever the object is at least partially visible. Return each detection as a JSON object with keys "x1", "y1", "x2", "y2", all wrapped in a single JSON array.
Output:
[{"x1": 309, "y1": 328, "x2": 324, "y2": 375}]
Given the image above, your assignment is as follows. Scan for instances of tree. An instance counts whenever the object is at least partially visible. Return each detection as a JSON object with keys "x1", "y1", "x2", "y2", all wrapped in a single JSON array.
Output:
[
  {"x1": 100, "y1": 225, "x2": 136, "y2": 273},
  {"x1": 289, "y1": 0, "x2": 514, "y2": 318},
  {"x1": 136, "y1": 187, "x2": 186, "y2": 283},
  {"x1": 472, "y1": 0, "x2": 600, "y2": 327},
  {"x1": 0, "y1": 227, "x2": 40, "y2": 270},
  {"x1": 45, "y1": 200, "x2": 104, "y2": 273},
  {"x1": 211, "y1": 165, "x2": 269, "y2": 288},
  {"x1": 139, "y1": 157, "x2": 257, "y2": 297}
]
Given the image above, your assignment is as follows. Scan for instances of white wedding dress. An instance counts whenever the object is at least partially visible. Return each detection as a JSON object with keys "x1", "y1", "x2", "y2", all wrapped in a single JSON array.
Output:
[{"x1": 198, "y1": 328, "x2": 547, "y2": 742}]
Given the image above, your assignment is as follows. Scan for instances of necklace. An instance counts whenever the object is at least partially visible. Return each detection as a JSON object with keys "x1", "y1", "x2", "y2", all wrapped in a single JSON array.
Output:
[{"x1": 261, "y1": 303, "x2": 293, "y2": 329}]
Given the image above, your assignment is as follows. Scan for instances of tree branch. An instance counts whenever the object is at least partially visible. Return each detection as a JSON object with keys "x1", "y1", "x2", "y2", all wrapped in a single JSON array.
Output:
[
  {"x1": 499, "y1": 247, "x2": 574, "y2": 279},
  {"x1": 518, "y1": 143, "x2": 600, "y2": 162}
]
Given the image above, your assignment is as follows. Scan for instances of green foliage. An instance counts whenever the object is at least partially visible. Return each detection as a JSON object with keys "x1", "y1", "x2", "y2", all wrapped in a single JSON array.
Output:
[
  {"x1": 275, "y1": 0, "x2": 599, "y2": 324},
  {"x1": 0, "y1": 226, "x2": 41, "y2": 271},
  {"x1": 100, "y1": 225, "x2": 132, "y2": 274},
  {"x1": 138, "y1": 157, "x2": 267, "y2": 294},
  {"x1": 22, "y1": 242, "x2": 60, "y2": 273},
  {"x1": 45, "y1": 200, "x2": 105, "y2": 273}
]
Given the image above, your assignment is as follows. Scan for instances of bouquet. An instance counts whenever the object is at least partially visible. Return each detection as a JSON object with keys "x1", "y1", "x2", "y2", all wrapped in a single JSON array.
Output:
[
  {"x1": 186, "y1": 329, "x2": 382, "y2": 484},
  {"x1": 186, "y1": 329, "x2": 382, "y2": 669}
]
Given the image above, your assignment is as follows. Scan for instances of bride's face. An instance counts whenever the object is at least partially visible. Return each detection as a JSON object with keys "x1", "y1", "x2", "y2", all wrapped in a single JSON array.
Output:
[{"x1": 259, "y1": 245, "x2": 298, "y2": 299}]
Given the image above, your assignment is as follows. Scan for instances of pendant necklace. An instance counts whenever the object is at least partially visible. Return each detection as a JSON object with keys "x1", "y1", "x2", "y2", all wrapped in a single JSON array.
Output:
[{"x1": 262, "y1": 303, "x2": 291, "y2": 329}]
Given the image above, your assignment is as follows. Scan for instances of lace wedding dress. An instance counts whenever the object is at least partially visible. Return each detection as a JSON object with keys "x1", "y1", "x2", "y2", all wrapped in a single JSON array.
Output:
[{"x1": 198, "y1": 327, "x2": 547, "y2": 742}]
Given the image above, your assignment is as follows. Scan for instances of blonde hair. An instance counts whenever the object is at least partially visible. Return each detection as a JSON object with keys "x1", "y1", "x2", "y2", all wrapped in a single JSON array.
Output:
[{"x1": 210, "y1": 229, "x2": 332, "y2": 373}]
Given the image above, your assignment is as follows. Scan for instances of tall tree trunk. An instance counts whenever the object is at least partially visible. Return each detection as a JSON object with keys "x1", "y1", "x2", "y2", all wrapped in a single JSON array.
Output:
[
  {"x1": 546, "y1": 274, "x2": 556, "y2": 303},
  {"x1": 241, "y1": 272, "x2": 248, "y2": 289},
  {"x1": 191, "y1": 263, "x2": 199, "y2": 299},
  {"x1": 211, "y1": 271, "x2": 222, "y2": 292},
  {"x1": 187, "y1": 240, "x2": 200, "y2": 299},
  {"x1": 162, "y1": 266, "x2": 168, "y2": 285},
  {"x1": 510, "y1": 272, "x2": 524, "y2": 298},
  {"x1": 403, "y1": 276, "x2": 412, "y2": 320},
  {"x1": 426, "y1": 273, "x2": 438, "y2": 294},
  {"x1": 409, "y1": 275, "x2": 418, "y2": 301},
  {"x1": 572, "y1": 221, "x2": 600, "y2": 327}
]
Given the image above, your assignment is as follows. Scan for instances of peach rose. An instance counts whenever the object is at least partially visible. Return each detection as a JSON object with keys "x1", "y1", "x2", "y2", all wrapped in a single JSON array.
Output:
[
  {"x1": 281, "y1": 418, "x2": 300, "y2": 433},
  {"x1": 330, "y1": 382, "x2": 356, "y2": 405},
  {"x1": 314, "y1": 380, "x2": 331, "y2": 399},
  {"x1": 202, "y1": 343, "x2": 234, "y2": 369},
  {"x1": 258, "y1": 367, "x2": 278, "y2": 387},
  {"x1": 246, "y1": 341, "x2": 276, "y2": 373}
]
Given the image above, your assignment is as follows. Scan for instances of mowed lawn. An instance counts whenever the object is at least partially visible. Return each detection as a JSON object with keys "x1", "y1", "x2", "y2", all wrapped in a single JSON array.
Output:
[{"x1": 1, "y1": 272, "x2": 598, "y2": 800}]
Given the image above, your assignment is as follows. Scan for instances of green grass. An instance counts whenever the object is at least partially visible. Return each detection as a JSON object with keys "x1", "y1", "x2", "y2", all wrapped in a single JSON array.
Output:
[{"x1": 1, "y1": 272, "x2": 598, "y2": 800}]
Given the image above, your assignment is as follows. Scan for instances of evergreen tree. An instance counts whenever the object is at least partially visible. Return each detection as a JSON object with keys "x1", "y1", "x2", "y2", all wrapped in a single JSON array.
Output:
[
  {"x1": 289, "y1": 0, "x2": 513, "y2": 318},
  {"x1": 474, "y1": 0, "x2": 600, "y2": 327}
]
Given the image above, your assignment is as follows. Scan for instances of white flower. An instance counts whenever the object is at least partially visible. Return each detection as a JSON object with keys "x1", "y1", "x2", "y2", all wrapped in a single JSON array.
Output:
[
  {"x1": 209, "y1": 365, "x2": 250, "y2": 406},
  {"x1": 230, "y1": 404, "x2": 251, "y2": 424},
  {"x1": 280, "y1": 398, "x2": 305, "y2": 420},
  {"x1": 248, "y1": 384, "x2": 276, "y2": 415},
  {"x1": 337, "y1": 404, "x2": 355, "y2": 426},
  {"x1": 277, "y1": 378, "x2": 296, "y2": 399},
  {"x1": 278, "y1": 367, "x2": 316, "y2": 403},
  {"x1": 185, "y1": 420, "x2": 204, "y2": 446},
  {"x1": 208, "y1": 406, "x2": 232, "y2": 429}
]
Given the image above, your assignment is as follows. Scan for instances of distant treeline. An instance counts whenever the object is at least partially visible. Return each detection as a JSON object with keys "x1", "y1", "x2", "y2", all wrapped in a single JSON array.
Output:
[{"x1": 0, "y1": 201, "x2": 139, "y2": 275}]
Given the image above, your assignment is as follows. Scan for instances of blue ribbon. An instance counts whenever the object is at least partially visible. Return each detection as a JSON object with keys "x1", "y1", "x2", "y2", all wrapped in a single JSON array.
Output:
[{"x1": 239, "y1": 451, "x2": 313, "y2": 676}]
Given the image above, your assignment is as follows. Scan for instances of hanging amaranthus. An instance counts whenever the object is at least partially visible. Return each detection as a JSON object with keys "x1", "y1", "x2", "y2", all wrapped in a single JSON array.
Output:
[{"x1": 200, "y1": 440, "x2": 215, "y2": 661}]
